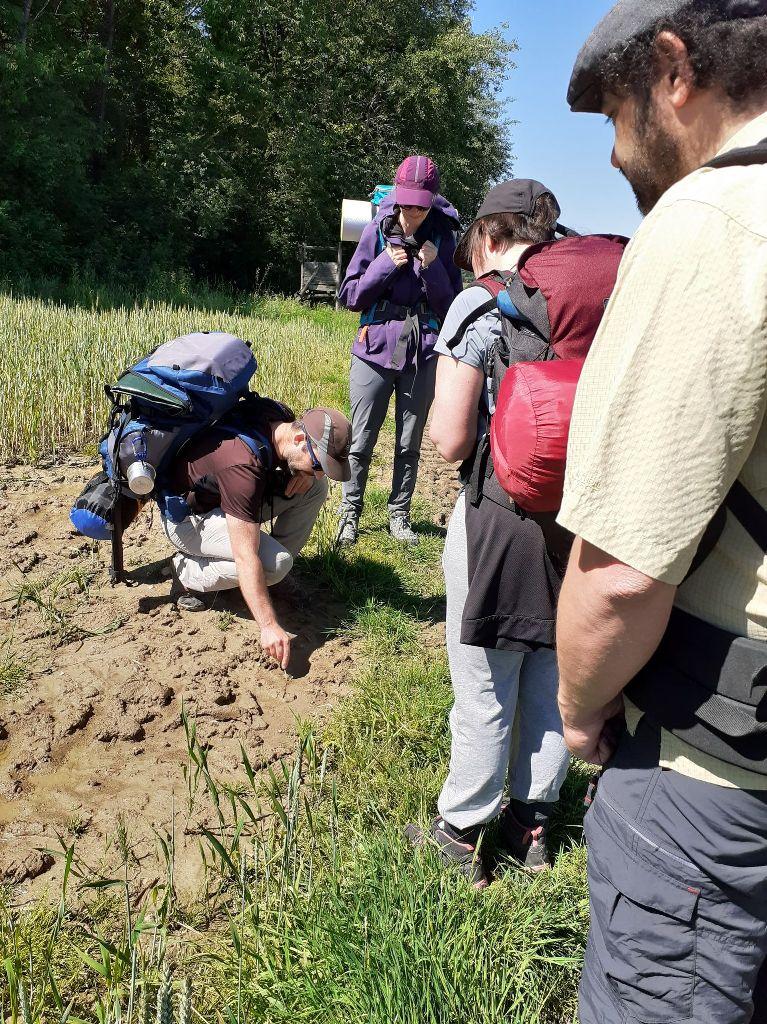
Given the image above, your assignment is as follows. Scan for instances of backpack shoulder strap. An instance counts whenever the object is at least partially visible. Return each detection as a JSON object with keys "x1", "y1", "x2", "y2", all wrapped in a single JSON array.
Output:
[
  {"x1": 687, "y1": 480, "x2": 767, "y2": 580},
  {"x1": 705, "y1": 138, "x2": 767, "y2": 170},
  {"x1": 443, "y1": 275, "x2": 507, "y2": 352},
  {"x1": 726, "y1": 479, "x2": 767, "y2": 551}
]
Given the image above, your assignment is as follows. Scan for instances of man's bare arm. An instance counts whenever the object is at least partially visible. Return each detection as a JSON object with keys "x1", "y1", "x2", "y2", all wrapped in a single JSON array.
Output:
[
  {"x1": 226, "y1": 515, "x2": 292, "y2": 669},
  {"x1": 556, "y1": 537, "x2": 676, "y2": 764}
]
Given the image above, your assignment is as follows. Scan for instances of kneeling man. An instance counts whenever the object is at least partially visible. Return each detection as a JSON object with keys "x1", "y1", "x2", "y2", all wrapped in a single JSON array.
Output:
[{"x1": 162, "y1": 402, "x2": 351, "y2": 669}]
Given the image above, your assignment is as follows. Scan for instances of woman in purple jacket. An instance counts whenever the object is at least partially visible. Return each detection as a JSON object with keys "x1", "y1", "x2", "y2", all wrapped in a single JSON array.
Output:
[{"x1": 336, "y1": 156, "x2": 462, "y2": 547}]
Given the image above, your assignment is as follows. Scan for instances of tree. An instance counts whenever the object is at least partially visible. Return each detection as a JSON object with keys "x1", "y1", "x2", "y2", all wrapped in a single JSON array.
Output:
[{"x1": 0, "y1": 0, "x2": 515, "y2": 288}]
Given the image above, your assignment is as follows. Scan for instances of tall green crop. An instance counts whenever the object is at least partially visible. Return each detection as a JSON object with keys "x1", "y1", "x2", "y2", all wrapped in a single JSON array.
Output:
[{"x1": 0, "y1": 291, "x2": 354, "y2": 463}]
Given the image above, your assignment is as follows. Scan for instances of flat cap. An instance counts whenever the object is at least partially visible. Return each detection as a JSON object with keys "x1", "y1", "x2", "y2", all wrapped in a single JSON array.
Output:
[{"x1": 568, "y1": 0, "x2": 767, "y2": 113}]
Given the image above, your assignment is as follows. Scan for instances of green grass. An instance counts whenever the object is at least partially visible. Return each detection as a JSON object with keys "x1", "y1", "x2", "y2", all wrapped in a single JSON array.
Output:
[{"x1": 0, "y1": 291, "x2": 589, "y2": 1023}]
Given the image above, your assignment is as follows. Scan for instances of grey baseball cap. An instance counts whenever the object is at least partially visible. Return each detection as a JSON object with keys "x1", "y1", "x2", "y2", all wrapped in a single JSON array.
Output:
[
  {"x1": 568, "y1": 0, "x2": 767, "y2": 113},
  {"x1": 301, "y1": 407, "x2": 352, "y2": 482}
]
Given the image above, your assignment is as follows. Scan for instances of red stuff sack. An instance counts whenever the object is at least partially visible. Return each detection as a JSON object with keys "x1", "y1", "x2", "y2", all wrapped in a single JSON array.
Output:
[
  {"x1": 490, "y1": 358, "x2": 584, "y2": 512},
  {"x1": 485, "y1": 234, "x2": 628, "y2": 513}
]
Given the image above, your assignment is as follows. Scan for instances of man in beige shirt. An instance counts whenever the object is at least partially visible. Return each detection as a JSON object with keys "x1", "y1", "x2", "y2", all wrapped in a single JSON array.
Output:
[{"x1": 558, "y1": 2, "x2": 767, "y2": 1022}]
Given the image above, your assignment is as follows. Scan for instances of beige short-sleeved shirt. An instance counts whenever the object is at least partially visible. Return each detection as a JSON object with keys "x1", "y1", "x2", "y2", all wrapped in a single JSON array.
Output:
[{"x1": 558, "y1": 110, "x2": 767, "y2": 788}]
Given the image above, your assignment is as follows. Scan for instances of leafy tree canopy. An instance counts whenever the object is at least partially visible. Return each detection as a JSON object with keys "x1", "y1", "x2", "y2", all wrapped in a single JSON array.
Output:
[{"x1": 0, "y1": 0, "x2": 515, "y2": 289}]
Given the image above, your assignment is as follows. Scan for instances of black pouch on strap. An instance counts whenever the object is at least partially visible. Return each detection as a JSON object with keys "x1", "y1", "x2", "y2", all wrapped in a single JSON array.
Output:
[{"x1": 626, "y1": 609, "x2": 767, "y2": 775}]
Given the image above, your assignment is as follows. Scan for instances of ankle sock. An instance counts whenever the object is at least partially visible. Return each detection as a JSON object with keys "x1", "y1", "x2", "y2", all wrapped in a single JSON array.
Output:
[
  {"x1": 510, "y1": 799, "x2": 555, "y2": 830},
  {"x1": 440, "y1": 817, "x2": 483, "y2": 846}
]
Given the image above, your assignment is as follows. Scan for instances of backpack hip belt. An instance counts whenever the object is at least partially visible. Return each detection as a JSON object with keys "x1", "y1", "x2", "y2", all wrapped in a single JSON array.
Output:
[
  {"x1": 360, "y1": 299, "x2": 439, "y2": 330},
  {"x1": 625, "y1": 607, "x2": 767, "y2": 776},
  {"x1": 627, "y1": 478, "x2": 767, "y2": 774}
]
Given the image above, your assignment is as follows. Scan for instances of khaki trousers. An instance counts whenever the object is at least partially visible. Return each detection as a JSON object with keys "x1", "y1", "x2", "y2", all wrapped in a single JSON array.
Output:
[{"x1": 162, "y1": 477, "x2": 328, "y2": 593}]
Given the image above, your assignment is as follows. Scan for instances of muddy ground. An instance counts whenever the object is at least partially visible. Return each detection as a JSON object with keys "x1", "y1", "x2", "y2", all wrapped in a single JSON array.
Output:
[{"x1": 0, "y1": 439, "x2": 457, "y2": 896}]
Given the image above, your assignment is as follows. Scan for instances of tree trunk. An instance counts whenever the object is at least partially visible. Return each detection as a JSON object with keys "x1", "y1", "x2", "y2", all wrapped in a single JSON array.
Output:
[{"x1": 19, "y1": 0, "x2": 33, "y2": 45}]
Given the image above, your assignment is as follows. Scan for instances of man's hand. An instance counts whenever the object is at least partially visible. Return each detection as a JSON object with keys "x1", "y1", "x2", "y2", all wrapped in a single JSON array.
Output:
[
  {"x1": 284, "y1": 471, "x2": 314, "y2": 498},
  {"x1": 260, "y1": 621, "x2": 292, "y2": 670},
  {"x1": 418, "y1": 241, "x2": 438, "y2": 268},
  {"x1": 559, "y1": 696, "x2": 625, "y2": 766},
  {"x1": 386, "y1": 244, "x2": 409, "y2": 268},
  {"x1": 226, "y1": 515, "x2": 294, "y2": 669}
]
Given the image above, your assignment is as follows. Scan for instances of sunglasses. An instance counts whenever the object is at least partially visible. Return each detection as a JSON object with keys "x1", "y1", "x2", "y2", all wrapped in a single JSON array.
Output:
[
  {"x1": 301, "y1": 424, "x2": 323, "y2": 476},
  {"x1": 400, "y1": 204, "x2": 430, "y2": 213}
]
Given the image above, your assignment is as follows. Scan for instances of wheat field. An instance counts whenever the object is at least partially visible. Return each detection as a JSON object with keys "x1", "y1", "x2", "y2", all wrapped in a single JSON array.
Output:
[{"x1": 0, "y1": 291, "x2": 353, "y2": 463}]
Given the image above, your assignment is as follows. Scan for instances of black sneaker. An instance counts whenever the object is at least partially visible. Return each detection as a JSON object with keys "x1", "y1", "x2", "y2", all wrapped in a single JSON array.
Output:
[
  {"x1": 405, "y1": 816, "x2": 489, "y2": 889},
  {"x1": 496, "y1": 805, "x2": 552, "y2": 872}
]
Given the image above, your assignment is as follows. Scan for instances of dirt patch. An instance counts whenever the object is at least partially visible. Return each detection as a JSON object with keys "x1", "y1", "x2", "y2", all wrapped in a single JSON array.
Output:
[
  {"x1": 0, "y1": 439, "x2": 459, "y2": 893},
  {"x1": 0, "y1": 460, "x2": 355, "y2": 892}
]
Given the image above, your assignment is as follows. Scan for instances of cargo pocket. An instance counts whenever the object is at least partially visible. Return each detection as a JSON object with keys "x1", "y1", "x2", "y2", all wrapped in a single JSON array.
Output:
[{"x1": 586, "y1": 824, "x2": 699, "y2": 1023}]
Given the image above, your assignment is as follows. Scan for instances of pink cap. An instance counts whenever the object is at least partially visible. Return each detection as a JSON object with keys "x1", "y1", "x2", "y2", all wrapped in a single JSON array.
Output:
[{"x1": 394, "y1": 155, "x2": 440, "y2": 208}]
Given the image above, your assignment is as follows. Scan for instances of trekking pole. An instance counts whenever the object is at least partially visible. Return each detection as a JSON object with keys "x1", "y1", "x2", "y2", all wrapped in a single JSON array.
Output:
[{"x1": 110, "y1": 495, "x2": 124, "y2": 585}]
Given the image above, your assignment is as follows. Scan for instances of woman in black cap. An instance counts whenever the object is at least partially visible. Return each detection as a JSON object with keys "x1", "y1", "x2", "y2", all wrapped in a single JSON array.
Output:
[{"x1": 406, "y1": 180, "x2": 571, "y2": 887}]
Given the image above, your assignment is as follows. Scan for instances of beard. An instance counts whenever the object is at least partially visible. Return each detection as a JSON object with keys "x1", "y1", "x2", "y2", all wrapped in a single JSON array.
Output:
[{"x1": 618, "y1": 114, "x2": 687, "y2": 216}]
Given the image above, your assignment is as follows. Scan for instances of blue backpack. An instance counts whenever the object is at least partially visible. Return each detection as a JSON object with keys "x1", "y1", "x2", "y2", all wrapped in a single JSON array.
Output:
[
  {"x1": 370, "y1": 184, "x2": 394, "y2": 209},
  {"x1": 70, "y1": 331, "x2": 276, "y2": 583}
]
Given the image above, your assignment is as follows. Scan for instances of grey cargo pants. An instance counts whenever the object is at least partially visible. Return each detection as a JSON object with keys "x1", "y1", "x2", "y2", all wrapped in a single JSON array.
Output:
[
  {"x1": 580, "y1": 717, "x2": 767, "y2": 1024},
  {"x1": 339, "y1": 354, "x2": 436, "y2": 517}
]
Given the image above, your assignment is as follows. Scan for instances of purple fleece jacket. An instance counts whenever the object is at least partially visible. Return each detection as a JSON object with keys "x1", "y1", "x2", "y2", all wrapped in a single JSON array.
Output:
[{"x1": 339, "y1": 193, "x2": 462, "y2": 371}]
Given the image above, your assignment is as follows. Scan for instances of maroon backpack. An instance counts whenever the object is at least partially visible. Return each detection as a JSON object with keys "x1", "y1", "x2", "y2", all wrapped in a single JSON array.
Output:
[{"x1": 445, "y1": 234, "x2": 628, "y2": 510}]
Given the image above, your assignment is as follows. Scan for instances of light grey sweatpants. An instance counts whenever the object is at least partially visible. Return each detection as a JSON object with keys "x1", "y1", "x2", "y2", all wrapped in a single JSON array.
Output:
[
  {"x1": 162, "y1": 477, "x2": 328, "y2": 593},
  {"x1": 437, "y1": 491, "x2": 571, "y2": 830},
  {"x1": 339, "y1": 354, "x2": 436, "y2": 517}
]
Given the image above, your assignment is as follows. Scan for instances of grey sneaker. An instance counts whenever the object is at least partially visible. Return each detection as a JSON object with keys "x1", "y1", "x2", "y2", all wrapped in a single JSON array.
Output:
[
  {"x1": 171, "y1": 584, "x2": 206, "y2": 612},
  {"x1": 389, "y1": 513, "x2": 419, "y2": 546},
  {"x1": 336, "y1": 513, "x2": 359, "y2": 548}
]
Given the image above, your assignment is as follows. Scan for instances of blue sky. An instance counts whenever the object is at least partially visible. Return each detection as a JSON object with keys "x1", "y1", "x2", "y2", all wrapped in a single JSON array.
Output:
[{"x1": 471, "y1": 0, "x2": 642, "y2": 238}]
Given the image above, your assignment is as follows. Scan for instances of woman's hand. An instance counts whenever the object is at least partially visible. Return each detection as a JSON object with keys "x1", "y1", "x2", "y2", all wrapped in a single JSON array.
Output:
[
  {"x1": 418, "y1": 241, "x2": 438, "y2": 268},
  {"x1": 385, "y1": 244, "x2": 409, "y2": 268}
]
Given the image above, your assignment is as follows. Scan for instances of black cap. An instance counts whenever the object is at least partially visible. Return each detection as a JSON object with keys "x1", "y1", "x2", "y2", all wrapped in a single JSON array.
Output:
[
  {"x1": 454, "y1": 179, "x2": 560, "y2": 271},
  {"x1": 569, "y1": 0, "x2": 767, "y2": 114}
]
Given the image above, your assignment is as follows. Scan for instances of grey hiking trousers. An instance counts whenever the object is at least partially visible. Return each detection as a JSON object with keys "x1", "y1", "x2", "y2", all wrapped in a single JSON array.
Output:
[
  {"x1": 580, "y1": 717, "x2": 767, "y2": 1024},
  {"x1": 437, "y1": 492, "x2": 571, "y2": 830},
  {"x1": 162, "y1": 477, "x2": 328, "y2": 593},
  {"x1": 339, "y1": 354, "x2": 436, "y2": 517}
]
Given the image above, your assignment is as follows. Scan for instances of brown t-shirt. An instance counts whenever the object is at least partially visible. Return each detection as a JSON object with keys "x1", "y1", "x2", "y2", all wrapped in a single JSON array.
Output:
[{"x1": 171, "y1": 432, "x2": 272, "y2": 523}]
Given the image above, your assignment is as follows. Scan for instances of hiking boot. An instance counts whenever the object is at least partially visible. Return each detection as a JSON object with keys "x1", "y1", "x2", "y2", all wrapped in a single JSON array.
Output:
[
  {"x1": 496, "y1": 805, "x2": 552, "y2": 872},
  {"x1": 336, "y1": 512, "x2": 359, "y2": 548},
  {"x1": 169, "y1": 560, "x2": 206, "y2": 612},
  {"x1": 389, "y1": 513, "x2": 419, "y2": 547},
  {"x1": 405, "y1": 816, "x2": 489, "y2": 889}
]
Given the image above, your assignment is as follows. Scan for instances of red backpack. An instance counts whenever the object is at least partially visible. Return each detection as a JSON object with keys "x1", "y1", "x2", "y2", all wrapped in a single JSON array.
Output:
[{"x1": 472, "y1": 234, "x2": 627, "y2": 512}]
